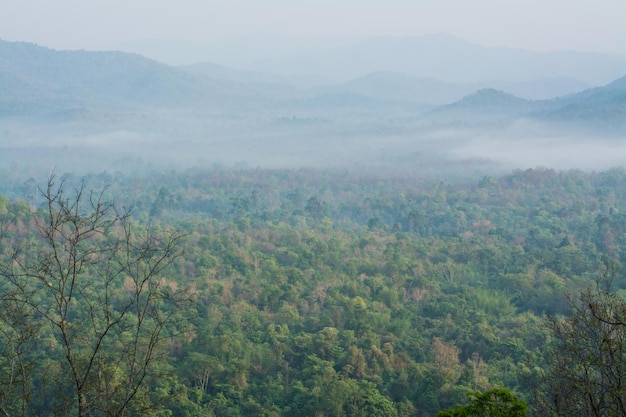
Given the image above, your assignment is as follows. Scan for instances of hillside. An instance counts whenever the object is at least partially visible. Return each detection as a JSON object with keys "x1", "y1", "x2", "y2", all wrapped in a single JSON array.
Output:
[
  {"x1": 310, "y1": 72, "x2": 472, "y2": 108},
  {"x1": 532, "y1": 75, "x2": 626, "y2": 129},
  {"x1": 3, "y1": 38, "x2": 622, "y2": 123},
  {"x1": 0, "y1": 39, "x2": 259, "y2": 115},
  {"x1": 440, "y1": 88, "x2": 532, "y2": 111},
  {"x1": 246, "y1": 33, "x2": 626, "y2": 85},
  {"x1": 426, "y1": 79, "x2": 626, "y2": 133},
  {"x1": 425, "y1": 89, "x2": 537, "y2": 127}
]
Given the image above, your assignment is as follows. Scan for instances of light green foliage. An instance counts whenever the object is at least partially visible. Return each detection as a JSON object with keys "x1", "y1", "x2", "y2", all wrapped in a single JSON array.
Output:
[
  {"x1": 0, "y1": 177, "x2": 189, "y2": 416},
  {"x1": 1, "y1": 167, "x2": 626, "y2": 416}
]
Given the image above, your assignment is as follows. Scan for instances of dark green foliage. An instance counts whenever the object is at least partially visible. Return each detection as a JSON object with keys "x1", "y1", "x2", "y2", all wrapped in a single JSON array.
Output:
[{"x1": 436, "y1": 388, "x2": 528, "y2": 417}]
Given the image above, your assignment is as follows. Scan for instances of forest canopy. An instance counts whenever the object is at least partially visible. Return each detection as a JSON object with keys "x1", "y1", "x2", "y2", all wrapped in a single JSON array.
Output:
[{"x1": 1, "y1": 166, "x2": 626, "y2": 416}]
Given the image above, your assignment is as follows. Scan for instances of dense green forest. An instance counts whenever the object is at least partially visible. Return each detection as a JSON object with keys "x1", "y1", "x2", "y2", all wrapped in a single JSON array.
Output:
[{"x1": 1, "y1": 166, "x2": 626, "y2": 416}]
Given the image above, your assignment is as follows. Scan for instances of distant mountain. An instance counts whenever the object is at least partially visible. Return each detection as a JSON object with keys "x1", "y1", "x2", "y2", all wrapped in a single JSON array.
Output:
[
  {"x1": 298, "y1": 92, "x2": 389, "y2": 109},
  {"x1": 245, "y1": 33, "x2": 626, "y2": 85},
  {"x1": 181, "y1": 61, "x2": 280, "y2": 84},
  {"x1": 427, "y1": 75, "x2": 626, "y2": 132},
  {"x1": 0, "y1": 39, "x2": 259, "y2": 116},
  {"x1": 114, "y1": 35, "x2": 360, "y2": 69},
  {"x1": 489, "y1": 77, "x2": 592, "y2": 100},
  {"x1": 180, "y1": 61, "x2": 328, "y2": 89},
  {"x1": 608, "y1": 75, "x2": 626, "y2": 90},
  {"x1": 2, "y1": 38, "x2": 624, "y2": 135},
  {"x1": 309, "y1": 72, "x2": 471, "y2": 108},
  {"x1": 531, "y1": 75, "x2": 626, "y2": 129},
  {"x1": 426, "y1": 89, "x2": 536, "y2": 126},
  {"x1": 549, "y1": 75, "x2": 626, "y2": 106},
  {"x1": 179, "y1": 62, "x2": 312, "y2": 101},
  {"x1": 446, "y1": 88, "x2": 532, "y2": 110},
  {"x1": 309, "y1": 72, "x2": 590, "y2": 108}
]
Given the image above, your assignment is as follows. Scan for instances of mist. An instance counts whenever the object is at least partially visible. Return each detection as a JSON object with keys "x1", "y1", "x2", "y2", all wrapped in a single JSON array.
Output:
[
  {"x1": 3, "y1": 105, "x2": 624, "y2": 182},
  {"x1": 1, "y1": 34, "x2": 625, "y2": 184}
]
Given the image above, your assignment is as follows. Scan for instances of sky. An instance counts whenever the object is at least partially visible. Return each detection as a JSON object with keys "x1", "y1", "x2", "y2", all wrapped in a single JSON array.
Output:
[{"x1": 1, "y1": 0, "x2": 625, "y2": 57}]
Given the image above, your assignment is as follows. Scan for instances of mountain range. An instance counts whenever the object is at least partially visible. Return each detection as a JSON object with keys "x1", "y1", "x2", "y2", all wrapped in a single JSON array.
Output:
[
  {"x1": 117, "y1": 33, "x2": 626, "y2": 86},
  {"x1": 245, "y1": 34, "x2": 626, "y2": 85},
  {"x1": 1, "y1": 37, "x2": 625, "y2": 134}
]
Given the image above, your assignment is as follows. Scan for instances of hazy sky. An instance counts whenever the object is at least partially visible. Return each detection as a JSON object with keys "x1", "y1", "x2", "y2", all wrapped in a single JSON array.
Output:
[{"x1": 1, "y1": 0, "x2": 625, "y2": 55}]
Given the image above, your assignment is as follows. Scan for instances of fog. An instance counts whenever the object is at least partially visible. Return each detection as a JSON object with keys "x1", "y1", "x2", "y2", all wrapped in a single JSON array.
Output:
[
  {"x1": 3, "y1": 0, "x2": 626, "y2": 57},
  {"x1": 1, "y1": 32, "x2": 625, "y2": 183},
  {"x1": 2, "y1": 104, "x2": 624, "y2": 184}
]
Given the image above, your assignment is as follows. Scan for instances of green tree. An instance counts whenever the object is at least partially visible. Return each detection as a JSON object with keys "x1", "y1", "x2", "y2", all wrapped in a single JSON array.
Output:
[
  {"x1": 343, "y1": 380, "x2": 398, "y2": 417},
  {"x1": 305, "y1": 196, "x2": 325, "y2": 220},
  {"x1": 0, "y1": 177, "x2": 188, "y2": 417},
  {"x1": 436, "y1": 388, "x2": 528, "y2": 417},
  {"x1": 0, "y1": 296, "x2": 40, "y2": 416}
]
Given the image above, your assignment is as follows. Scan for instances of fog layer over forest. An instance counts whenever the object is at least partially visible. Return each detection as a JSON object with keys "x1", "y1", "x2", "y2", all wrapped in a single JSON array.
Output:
[
  {"x1": 1, "y1": 35, "x2": 626, "y2": 179},
  {"x1": 3, "y1": 31, "x2": 626, "y2": 417}
]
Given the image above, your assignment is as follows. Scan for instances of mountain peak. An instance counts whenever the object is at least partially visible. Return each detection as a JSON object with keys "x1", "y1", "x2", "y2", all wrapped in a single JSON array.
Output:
[{"x1": 455, "y1": 88, "x2": 529, "y2": 107}]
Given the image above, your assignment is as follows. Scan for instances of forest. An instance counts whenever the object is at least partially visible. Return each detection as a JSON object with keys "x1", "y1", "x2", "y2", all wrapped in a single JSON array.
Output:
[{"x1": 1, "y1": 165, "x2": 626, "y2": 416}]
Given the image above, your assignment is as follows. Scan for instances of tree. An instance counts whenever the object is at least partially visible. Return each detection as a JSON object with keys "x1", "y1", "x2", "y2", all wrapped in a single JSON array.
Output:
[
  {"x1": 436, "y1": 388, "x2": 528, "y2": 417},
  {"x1": 0, "y1": 295, "x2": 40, "y2": 417},
  {"x1": 534, "y1": 266, "x2": 626, "y2": 417},
  {"x1": 343, "y1": 380, "x2": 398, "y2": 417},
  {"x1": 305, "y1": 196, "x2": 325, "y2": 220},
  {"x1": 0, "y1": 176, "x2": 188, "y2": 416}
]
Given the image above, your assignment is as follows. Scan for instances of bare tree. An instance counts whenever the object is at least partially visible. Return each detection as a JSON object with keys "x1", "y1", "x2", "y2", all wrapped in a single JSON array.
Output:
[
  {"x1": 534, "y1": 265, "x2": 626, "y2": 417},
  {"x1": 0, "y1": 176, "x2": 188, "y2": 417}
]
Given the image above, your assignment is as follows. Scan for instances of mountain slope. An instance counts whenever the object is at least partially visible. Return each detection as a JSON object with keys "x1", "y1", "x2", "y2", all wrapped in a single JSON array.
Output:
[
  {"x1": 246, "y1": 33, "x2": 626, "y2": 85},
  {"x1": 426, "y1": 76, "x2": 626, "y2": 132},
  {"x1": 2, "y1": 38, "x2": 624, "y2": 136},
  {"x1": 179, "y1": 61, "x2": 311, "y2": 100},
  {"x1": 531, "y1": 75, "x2": 626, "y2": 129},
  {"x1": 489, "y1": 77, "x2": 591, "y2": 100},
  {"x1": 309, "y1": 72, "x2": 590, "y2": 109},
  {"x1": 0, "y1": 39, "x2": 259, "y2": 115},
  {"x1": 309, "y1": 72, "x2": 473, "y2": 108},
  {"x1": 426, "y1": 89, "x2": 536, "y2": 126}
]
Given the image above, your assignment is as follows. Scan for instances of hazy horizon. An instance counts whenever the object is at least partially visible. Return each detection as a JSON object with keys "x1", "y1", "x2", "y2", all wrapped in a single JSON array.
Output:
[
  {"x1": 1, "y1": 0, "x2": 625, "y2": 179},
  {"x1": 2, "y1": 0, "x2": 626, "y2": 66}
]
